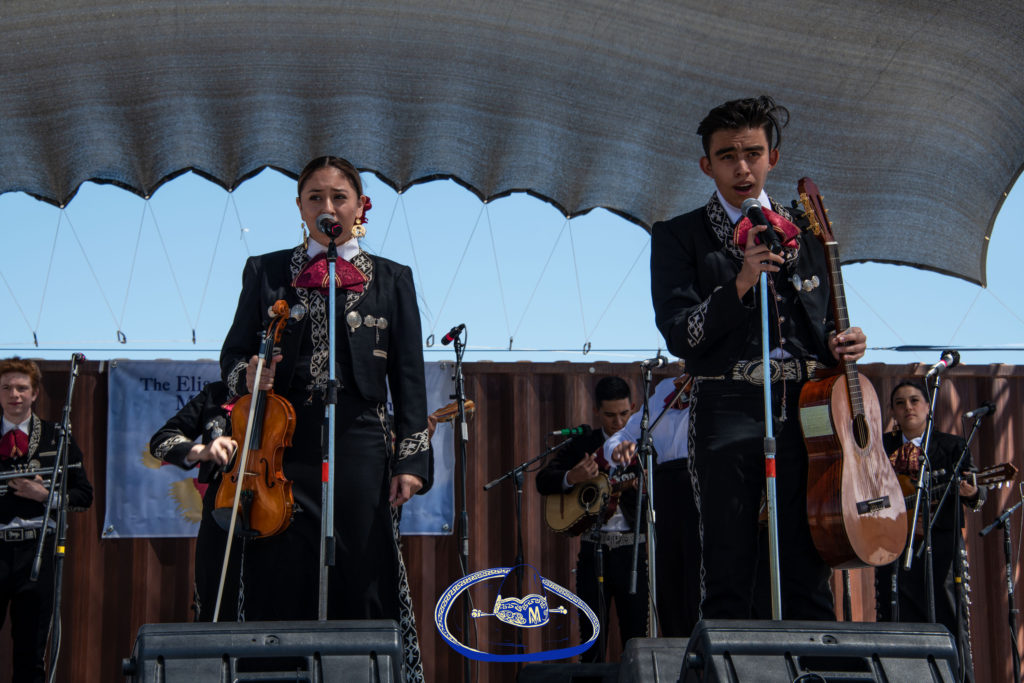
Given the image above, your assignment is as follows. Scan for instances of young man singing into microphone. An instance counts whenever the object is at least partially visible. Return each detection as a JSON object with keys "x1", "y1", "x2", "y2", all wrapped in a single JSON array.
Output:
[{"x1": 650, "y1": 96, "x2": 867, "y2": 620}]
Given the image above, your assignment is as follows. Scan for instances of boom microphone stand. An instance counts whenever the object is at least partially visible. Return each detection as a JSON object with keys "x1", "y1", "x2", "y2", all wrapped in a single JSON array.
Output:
[
  {"x1": 484, "y1": 435, "x2": 577, "y2": 664},
  {"x1": 629, "y1": 360, "x2": 658, "y2": 635},
  {"x1": 980, "y1": 498, "x2": 1024, "y2": 683}
]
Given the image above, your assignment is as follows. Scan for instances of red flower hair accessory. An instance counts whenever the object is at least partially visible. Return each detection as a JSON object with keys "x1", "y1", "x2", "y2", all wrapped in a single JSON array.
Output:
[{"x1": 361, "y1": 195, "x2": 372, "y2": 223}]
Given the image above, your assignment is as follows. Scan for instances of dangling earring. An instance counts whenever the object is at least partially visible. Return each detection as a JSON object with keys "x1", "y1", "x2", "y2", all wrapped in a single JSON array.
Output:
[
  {"x1": 352, "y1": 216, "x2": 366, "y2": 239},
  {"x1": 300, "y1": 222, "x2": 309, "y2": 250}
]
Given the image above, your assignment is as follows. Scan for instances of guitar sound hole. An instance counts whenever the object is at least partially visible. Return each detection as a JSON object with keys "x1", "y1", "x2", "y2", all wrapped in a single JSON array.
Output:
[
  {"x1": 579, "y1": 485, "x2": 598, "y2": 510},
  {"x1": 852, "y1": 413, "x2": 870, "y2": 449}
]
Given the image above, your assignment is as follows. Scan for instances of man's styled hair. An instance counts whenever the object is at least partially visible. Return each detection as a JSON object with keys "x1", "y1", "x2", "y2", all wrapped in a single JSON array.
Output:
[
  {"x1": 0, "y1": 357, "x2": 41, "y2": 391},
  {"x1": 595, "y1": 376, "x2": 631, "y2": 405},
  {"x1": 697, "y1": 95, "x2": 790, "y2": 157}
]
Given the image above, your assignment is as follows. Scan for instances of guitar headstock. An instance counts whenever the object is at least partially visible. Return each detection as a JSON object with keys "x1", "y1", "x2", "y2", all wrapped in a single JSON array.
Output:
[
  {"x1": 797, "y1": 177, "x2": 834, "y2": 243},
  {"x1": 975, "y1": 462, "x2": 1018, "y2": 488}
]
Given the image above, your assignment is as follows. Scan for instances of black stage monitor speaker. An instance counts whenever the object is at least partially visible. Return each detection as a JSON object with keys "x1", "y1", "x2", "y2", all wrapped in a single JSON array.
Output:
[
  {"x1": 680, "y1": 620, "x2": 961, "y2": 683},
  {"x1": 517, "y1": 662, "x2": 619, "y2": 682},
  {"x1": 619, "y1": 638, "x2": 689, "y2": 682},
  {"x1": 122, "y1": 620, "x2": 403, "y2": 683}
]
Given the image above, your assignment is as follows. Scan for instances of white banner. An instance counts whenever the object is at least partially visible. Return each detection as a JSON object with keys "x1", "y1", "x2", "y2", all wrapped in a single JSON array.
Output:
[{"x1": 103, "y1": 360, "x2": 454, "y2": 538}]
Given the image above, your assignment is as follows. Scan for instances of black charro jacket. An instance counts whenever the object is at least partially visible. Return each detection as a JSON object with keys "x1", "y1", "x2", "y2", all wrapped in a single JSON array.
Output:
[
  {"x1": 219, "y1": 245, "x2": 432, "y2": 492},
  {"x1": 651, "y1": 194, "x2": 838, "y2": 376}
]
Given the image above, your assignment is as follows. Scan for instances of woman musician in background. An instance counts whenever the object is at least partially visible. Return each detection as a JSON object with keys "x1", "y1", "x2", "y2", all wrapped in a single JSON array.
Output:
[
  {"x1": 875, "y1": 379, "x2": 985, "y2": 683},
  {"x1": 219, "y1": 156, "x2": 432, "y2": 682}
]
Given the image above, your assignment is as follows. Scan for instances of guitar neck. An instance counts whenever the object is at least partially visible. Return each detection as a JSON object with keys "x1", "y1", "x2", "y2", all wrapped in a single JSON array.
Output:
[{"x1": 824, "y1": 241, "x2": 864, "y2": 416}]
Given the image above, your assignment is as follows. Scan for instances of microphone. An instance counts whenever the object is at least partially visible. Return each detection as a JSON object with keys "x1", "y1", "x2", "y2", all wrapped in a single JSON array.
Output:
[
  {"x1": 639, "y1": 355, "x2": 668, "y2": 369},
  {"x1": 316, "y1": 213, "x2": 344, "y2": 239},
  {"x1": 925, "y1": 350, "x2": 960, "y2": 380},
  {"x1": 441, "y1": 323, "x2": 466, "y2": 346},
  {"x1": 740, "y1": 198, "x2": 783, "y2": 254},
  {"x1": 551, "y1": 425, "x2": 592, "y2": 437},
  {"x1": 964, "y1": 401, "x2": 996, "y2": 420}
]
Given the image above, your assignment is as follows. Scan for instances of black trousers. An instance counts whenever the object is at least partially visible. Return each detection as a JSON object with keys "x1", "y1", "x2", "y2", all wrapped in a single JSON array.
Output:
[
  {"x1": 652, "y1": 460, "x2": 701, "y2": 637},
  {"x1": 575, "y1": 540, "x2": 648, "y2": 662},
  {"x1": 0, "y1": 536, "x2": 54, "y2": 683},
  {"x1": 689, "y1": 377, "x2": 833, "y2": 620},
  {"x1": 228, "y1": 399, "x2": 400, "y2": 622}
]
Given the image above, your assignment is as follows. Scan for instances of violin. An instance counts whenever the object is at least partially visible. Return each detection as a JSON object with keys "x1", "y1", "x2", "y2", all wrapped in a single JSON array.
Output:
[{"x1": 212, "y1": 300, "x2": 298, "y2": 540}]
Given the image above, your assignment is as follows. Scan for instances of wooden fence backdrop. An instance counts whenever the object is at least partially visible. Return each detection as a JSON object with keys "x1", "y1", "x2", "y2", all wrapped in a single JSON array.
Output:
[{"x1": 1, "y1": 360, "x2": 1022, "y2": 682}]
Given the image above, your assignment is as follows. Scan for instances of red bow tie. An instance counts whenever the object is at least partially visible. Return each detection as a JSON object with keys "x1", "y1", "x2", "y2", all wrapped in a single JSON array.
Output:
[
  {"x1": 732, "y1": 207, "x2": 801, "y2": 251},
  {"x1": 292, "y1": 253, "x2": 366, "y2": 293},
  {"x1": 0, "y1": 429, "x2": 28, "y2": 459}
]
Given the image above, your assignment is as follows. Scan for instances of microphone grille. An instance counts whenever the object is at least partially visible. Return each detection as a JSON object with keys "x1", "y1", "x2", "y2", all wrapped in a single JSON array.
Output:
[{"x1": 740, "y1": 197, "x2": 761, "y2": 216}]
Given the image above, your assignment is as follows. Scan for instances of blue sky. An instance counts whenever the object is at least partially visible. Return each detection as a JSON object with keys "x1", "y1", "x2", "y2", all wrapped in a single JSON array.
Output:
[{"x1": 0, "y1": 167, "x2": 1019, "y2": 368}]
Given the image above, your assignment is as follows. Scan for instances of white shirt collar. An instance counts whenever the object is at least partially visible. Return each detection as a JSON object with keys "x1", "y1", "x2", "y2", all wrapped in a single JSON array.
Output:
[
  {"x1": 2, "y1": 415, "x2": 30, "y2": 435},
  {"x1": 901, "y1": 432, "x2": 924, "y2": 448},
  {"x1": 307, "y1": 237, "x2": 360, "y2": 262},
  {"x1": 716, "y1": 188, "x2": 771, "y2": 225}
]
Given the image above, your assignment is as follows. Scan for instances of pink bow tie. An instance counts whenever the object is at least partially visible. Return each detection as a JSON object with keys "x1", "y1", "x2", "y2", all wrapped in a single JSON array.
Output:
[
  {"x1": 292, "y1": 253, "x2": 366, "y2": 293},
  {"x1": 732, "y1": 207, "x2": 801, "y2": 251}
]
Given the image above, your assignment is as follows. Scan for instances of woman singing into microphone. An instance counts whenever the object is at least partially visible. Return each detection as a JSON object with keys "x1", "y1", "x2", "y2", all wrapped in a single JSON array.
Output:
[{"x1": 220, "y1": 156, "x2": 432, "y2": 680}]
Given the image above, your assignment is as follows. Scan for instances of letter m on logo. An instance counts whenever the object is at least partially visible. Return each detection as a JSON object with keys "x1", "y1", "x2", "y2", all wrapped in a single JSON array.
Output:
[{"x1": 528, "y1": 605, "x2": 541, "y2": 624}]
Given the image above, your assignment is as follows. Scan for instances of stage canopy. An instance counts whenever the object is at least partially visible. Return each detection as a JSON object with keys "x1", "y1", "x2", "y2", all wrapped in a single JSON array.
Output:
[{"x1": 1, "y1": 0, "x2": 1021, "y2": 285}]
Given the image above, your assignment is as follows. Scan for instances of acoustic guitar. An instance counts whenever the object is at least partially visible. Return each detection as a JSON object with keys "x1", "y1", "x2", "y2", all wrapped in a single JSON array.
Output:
[
  {"x1": 798, "y1": 177, "x2": 909, "y2": 569},
  {"x1": 544, "y1": 469, "x2": 638, "y2": 536}
]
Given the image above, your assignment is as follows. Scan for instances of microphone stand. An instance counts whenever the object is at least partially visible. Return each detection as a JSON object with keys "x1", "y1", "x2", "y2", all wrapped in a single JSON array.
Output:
[
  {"x1": 628, "y1": 364, "x2": 658, "y2": 636},
  {"x1": 32, "y1": 352, "x2": 82, "y2": 683},
  {"x1": 757, "y1": 270, "x2": 783, "y2": 619},
  {"x1": 449, "y1": 329, "x2": 472, "y2": 683},
  {"x1": 903, "y1": 375, "x2": 941, "y2": 624},
  {"x1": 318, "y1": 238, "x2": 340, "y2": 620},
  {"x1": 483, "y1": 436, "x2": 575, "y2": 661},
  {"x1": 980, "y1": 498, "x2": 1024, "y2": 683},
  {"x1": 931, "y1": 427, "x2": 973, "y2": 683}
]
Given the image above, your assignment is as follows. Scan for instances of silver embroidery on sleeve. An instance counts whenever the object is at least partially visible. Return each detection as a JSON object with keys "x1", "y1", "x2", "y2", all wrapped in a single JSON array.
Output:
[
  {"x1": 153, "y1": 435, "x2": 192, "y2": 461},
  {"x1": 397, "y1": 429, "x2": 430, "y2": 461},
  {"x1": 226, "y1": 361, "x2": 248, "y2": 397},
  {"x1": 687, "y1": 298, "x2": 710, "y2": 347}
]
